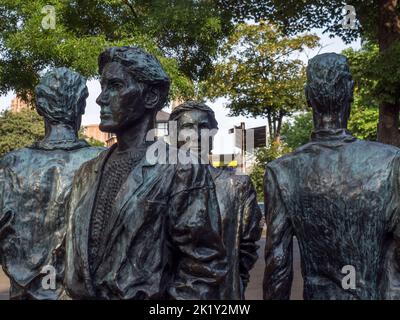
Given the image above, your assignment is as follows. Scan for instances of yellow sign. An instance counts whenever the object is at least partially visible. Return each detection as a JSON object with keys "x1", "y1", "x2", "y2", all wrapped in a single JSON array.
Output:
[{"x1": 212, "y1": 160, "x2": 238, "y2": 168}]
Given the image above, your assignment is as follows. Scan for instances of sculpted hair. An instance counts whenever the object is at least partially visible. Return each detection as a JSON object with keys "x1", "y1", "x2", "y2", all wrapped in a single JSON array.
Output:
[
  {"x1": 305, "y1": 53, "x2": 354, "y2": 128},
  {"x1": 35, "y1": 67, "x2": 88, "y2": 126},
  {"x1": 98, "y1": 46, "x2": 171, "y2": 111},
  {"x1": 170, "y1": 100, "x2": 219, "y2": 130}
]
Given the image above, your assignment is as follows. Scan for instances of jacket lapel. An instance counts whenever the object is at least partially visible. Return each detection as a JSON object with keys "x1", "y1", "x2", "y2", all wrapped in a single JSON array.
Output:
[
  {"x1": 95, "y1": 146, "x2": 161, "y2": 271},
  {"x1": 73, "y1": 144, "x2": 116, "y2": 291}
]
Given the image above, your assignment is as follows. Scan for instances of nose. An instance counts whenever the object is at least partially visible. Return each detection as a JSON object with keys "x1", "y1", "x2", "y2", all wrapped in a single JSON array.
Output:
[{"x1": 96, "y1": 91, "x2": 108, "y2": 106}]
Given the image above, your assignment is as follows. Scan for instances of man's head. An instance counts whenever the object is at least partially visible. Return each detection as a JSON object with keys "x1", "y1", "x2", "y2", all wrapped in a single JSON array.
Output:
[
  {"x1": 170, "y1": 100, "x2": 218, "y2": 153},
  {"x1": 35, "y1": 67, "x2": 88, "y2": 132},
  {"x1": 96, "y1": 46, "x2": 170, "y2": 133},
  {"x1": 305, "y1": 53, "x2": 354, "y2": 130}
]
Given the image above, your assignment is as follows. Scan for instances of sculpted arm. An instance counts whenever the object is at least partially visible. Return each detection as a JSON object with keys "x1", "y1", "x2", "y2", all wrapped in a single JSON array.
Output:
[
  {"x1": 167, "y1": 164, "x2": 227, "y2": 300},
  {"x1": 386, "y1": 153, "x2": 400, "y2": 299},
  {"x1": 263, "y1": 166, "x2": 294, "y2": 300},
  {"x1": 0, "y1": 158, "x2": 14, "y2": 241},
  {"x1": 239, "y1": 177, "x2": 263, "y2": 291}
]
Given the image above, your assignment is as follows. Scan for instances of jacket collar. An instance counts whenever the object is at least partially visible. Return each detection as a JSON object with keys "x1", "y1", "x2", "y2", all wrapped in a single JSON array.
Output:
[{"x1": 311, "y1": 128, "x2": 356, "y2": 143}]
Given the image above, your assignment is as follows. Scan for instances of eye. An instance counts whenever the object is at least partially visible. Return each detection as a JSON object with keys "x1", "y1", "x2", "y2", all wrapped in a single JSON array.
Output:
[
  {"x1": 181, "y1": 123, "x2": 194, "y2": 130},
  {"x1": 109, "y1": 81, "x2": 124, "y2": 90}
]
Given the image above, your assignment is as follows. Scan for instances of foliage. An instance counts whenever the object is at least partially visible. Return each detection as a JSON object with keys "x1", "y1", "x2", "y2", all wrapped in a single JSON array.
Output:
[
  {"x1": 281, "y1": 112, "x2": 313, "y2": 149},
  {"x1": 344, "y1": 43, "x2": 400, "y2": 114},
  {"x1": 343, "y1": 44, "x2": 380, "y2": 141},
  {"x1": 0, "y1": 108, "x2": 44, "y2": 156},
  {"x1": 250, "y1": 140, "x2": 291, "y2": 201},
  {"x1": 203, "y1": 22, "x2": 319, "y2": 139},
  {"x1": 348, "y1": 93, "x2": 379, "y2": 141},
  {"x1": 280, "y1": 106, "x2": 379, "y2": 147},
  {"x1": 0, "y1": 0, "x2": 236, "y2": 100},
  {"x1": 220, "y1": 0, "x2": 400, "y2": 144},
  {"x1": 0, "y1": 108, "x2": 105, "y2": 157},
  {"x1": 85, "y1": 136, "x2": 106, "y2": 147},
  {"x1": 280, "y1": 101, "x2": 379, "y2": 146},
  {"x1": 220, "y1": 0, "x2": 380, "y2": 43}
]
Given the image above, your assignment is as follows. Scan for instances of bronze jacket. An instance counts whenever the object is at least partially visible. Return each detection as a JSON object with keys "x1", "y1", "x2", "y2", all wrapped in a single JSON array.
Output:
[
  {"x1": 0, "y1": 145, "x2": 104, "y2": 299},
  {"x1": 209, "y1": 167, "x2": 262, "y2": 299},
  {"x1": 64, "y1": 143, "x2": 227, "y2": 300},
  {"x1": 263, "y1": 129, "x2": 400, "y2": 300}
]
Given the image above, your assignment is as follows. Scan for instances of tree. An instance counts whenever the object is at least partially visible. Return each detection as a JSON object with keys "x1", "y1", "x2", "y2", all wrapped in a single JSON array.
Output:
[
  {"x1": 250, "y1": 140, "x2": 291, "y2": 201},
  {"x1": 0, "y1": 109, "x2": 44, "y2": 156},
  {"x1": 84, "y1": 137, "x2": 106, "y2": 148},
  {"x1": 203, "y1": 22, "x2": 319, "y2": 140},
  {"x1": 0, "y1": 0, "x2": 236, "y2": 100},
  {"x1": 280, "y1": 105, "x2": 378, "y2": 149},
  {"x1": 343, "y1": 44, "x2": 381, "y2": 141},
  {"x1": 221, "y1": 0, "x2": 400, "y2": 146},
  {"x1": 281, "y1": 112, "x2": 313, "y2": 149},
  {"x1": 0, "y1": 108, "x2": 105, "y2": 157}
]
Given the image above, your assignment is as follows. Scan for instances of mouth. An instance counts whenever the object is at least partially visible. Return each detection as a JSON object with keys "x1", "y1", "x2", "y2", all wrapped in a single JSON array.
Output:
[{"x1": 100, "y1": 113, "x2": 113, "y2": 119}]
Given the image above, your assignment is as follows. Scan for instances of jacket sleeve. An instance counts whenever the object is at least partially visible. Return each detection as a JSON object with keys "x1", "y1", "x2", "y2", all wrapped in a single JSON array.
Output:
[
  {"x1": 0, "y1": 158, "x2": 14, "y2": 241},
  {"x1": 167, "y1": 164, "x2": 227, "y2": 300},
  {"x1": 385, "y1": 152, "x2": 400, "y2": 299},
  {"x1": 263, "y1": 165, "x2": 293, "y2": 300},
  {"x1": 239, "y1": 176, "x2": 263, "y2": 291}
]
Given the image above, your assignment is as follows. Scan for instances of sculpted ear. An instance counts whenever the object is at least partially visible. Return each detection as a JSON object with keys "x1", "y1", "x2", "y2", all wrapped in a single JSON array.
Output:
[{"x1": 144, "y1": 86, "x2": 160, "y2": 110}]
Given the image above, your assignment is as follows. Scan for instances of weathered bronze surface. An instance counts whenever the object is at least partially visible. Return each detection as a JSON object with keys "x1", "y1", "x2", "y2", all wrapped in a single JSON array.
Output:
[
  {"x1": 0, "y1": 68, "x2": 105, "y2": 299},
  {"x1": 64, "y1": 47, "x2": 227, "y2": 300},
  {"x1": 263, "y1": 53, "x2": 400, "y2": 300},
  {"x1": 170, "y1": 101, "x2": 262, "y2": 299}
]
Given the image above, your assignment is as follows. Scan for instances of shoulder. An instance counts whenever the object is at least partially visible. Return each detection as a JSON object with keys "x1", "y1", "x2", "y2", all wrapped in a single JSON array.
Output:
[
  {"x1": 351, "y1": 140, "x2": 400, "y2": 157},
  {"x1": 0, "y1": 147, "x2": 33, "y2": 169},
  {"x1": 73, "y1": 147, "x2": 109, "y2": 178},
  {"x1": 265, "y1": 150, "x2": 299, "y2": 174},
  {"x1": 79, "y1": 146, "x2": 107, "y2": 158}
]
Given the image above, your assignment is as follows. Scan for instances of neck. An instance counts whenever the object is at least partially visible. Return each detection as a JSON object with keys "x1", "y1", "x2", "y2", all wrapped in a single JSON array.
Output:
[
  {"x1": 115, "y1": 113, "x2": 154, "y2": 152},
  {"x1": 313, "y1": 116, "x2": 348, "y2": 131},
  {"x1": 43, "y1": 123, "x2": 78, "y2": 143}
]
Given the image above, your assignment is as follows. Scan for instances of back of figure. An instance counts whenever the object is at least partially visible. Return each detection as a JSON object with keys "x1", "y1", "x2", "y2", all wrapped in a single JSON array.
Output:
[
  {"x1": 263, "y1": 53, "x2": 400, "y2": 300},
  {"x1": 267, "y1": 137, "x2": 400, "y2": 299},
  {"x1": 0, "y1": 68, "x2": 104, "y2": 299}
]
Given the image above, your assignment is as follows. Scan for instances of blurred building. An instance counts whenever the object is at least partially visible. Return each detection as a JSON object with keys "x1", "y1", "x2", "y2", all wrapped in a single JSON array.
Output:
[
  {"x1": 10, "y1": 96, "x2": 32, "y2": 113},
  {"x1": 211, "y1": 122, "x2": 268, "y2": 174},
  {"x1": 81, "y1": 125, "x2": 114, "y2": 146}
]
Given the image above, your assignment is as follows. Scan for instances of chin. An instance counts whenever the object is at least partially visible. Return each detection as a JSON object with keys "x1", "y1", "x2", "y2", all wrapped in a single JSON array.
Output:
[{"x1": 99, "y1": 121, "x2": 117, "y2": 133}]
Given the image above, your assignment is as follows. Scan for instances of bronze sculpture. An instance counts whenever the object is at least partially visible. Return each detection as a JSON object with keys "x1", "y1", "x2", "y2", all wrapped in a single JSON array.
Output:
[
  {"x1": 64, "y1": 46, "x2": 227, "y2": 300},
  {"x1": 170, "y1": 101, "x2": 262, "y2": 299},
  {"x1": 263, "y1": 53, "x2": 400, "y2": 300},
  {"x1": 0, "y1": 67, "x2": 105, "y2": 299}
]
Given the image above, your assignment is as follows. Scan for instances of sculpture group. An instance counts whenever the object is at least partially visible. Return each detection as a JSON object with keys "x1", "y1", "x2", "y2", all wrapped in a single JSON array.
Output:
[{"x1": 0, "y1": 46, "x2": 398, "y2": 300}]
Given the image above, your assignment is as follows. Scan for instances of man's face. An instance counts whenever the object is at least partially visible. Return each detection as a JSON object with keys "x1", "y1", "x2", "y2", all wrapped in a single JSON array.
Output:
[
  {"x1": 177, "y1": 110, "x2": 215, "y2": 153},
  {"x1": 96, "y1": 62, "x2": 146, "y2": 133}
]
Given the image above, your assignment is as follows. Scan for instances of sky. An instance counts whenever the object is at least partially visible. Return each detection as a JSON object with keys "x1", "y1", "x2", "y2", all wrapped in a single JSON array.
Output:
[{"x1": 0, "y1": 28, "x2": 361, "y2": 154}]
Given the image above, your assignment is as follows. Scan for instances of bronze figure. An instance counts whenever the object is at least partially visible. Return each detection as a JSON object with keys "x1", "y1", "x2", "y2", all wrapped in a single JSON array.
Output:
[
  {"x1": 64, "y1": 47, "x2": 227, "y2": 300},
  {"x1": 263, "y1": 53, "x2": 400, "y2": 300},
  {"x1": 170, "y1": 101, "x2": 262, "y2": 300},
  {"x1": 0, "y1": 67, "x2": 105, "y2": 299}
]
